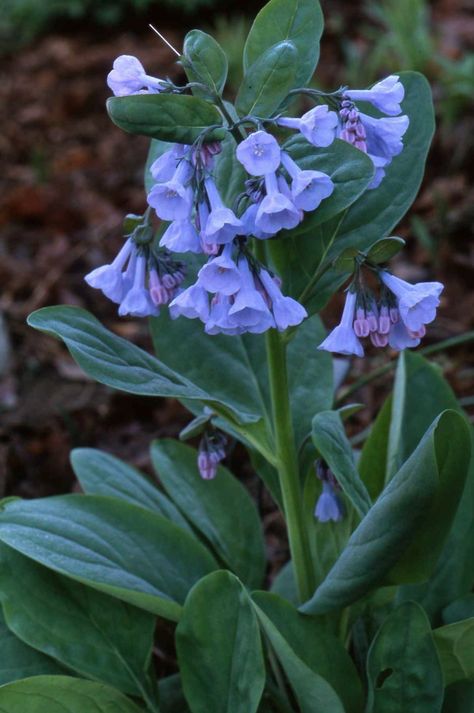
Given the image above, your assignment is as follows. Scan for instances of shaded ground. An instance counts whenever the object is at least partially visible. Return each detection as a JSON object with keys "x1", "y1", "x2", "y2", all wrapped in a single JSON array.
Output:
[{"x1": 0, "y1": 1, "x2": 473, "y2": 588}]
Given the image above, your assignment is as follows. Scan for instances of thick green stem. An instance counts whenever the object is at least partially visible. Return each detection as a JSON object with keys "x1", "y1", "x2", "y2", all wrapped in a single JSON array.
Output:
[{"x1": 265, "y1": 328, "x2": 315, "y2": 603}]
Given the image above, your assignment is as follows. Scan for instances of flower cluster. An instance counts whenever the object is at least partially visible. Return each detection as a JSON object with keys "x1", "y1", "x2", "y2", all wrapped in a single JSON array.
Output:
[
  {"x1": 88, "y1": 55, "x2": 426, "y2": 349},
  {"x1": 85, "y1": 237, "x2": 186, "y2": 318},
  {"x1": 318, "y1": 271, "x2": 444, "y2": 357},
  {"x1": 338, "y1": 75, "x2": 409, "y2": 188},
  {"x1": 314, "y1": 461, "x2": 344, "y2": 523},
  {"x1": 170, "y1": 247, "x2": 307, "y2": 335}
]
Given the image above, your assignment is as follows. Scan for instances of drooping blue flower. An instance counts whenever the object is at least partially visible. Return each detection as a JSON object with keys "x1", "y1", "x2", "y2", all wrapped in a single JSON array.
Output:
[
  {"x1": 240, "y1": 202, "x2": 274, "y2": 240},
  {"x1": 118, "y1": 255, "x2": 159, "y2": 317},
  {"x1": 235, "y1": 130, "x2": 281, "y2": 176},
  {"x1": 388, "y1": 319, "x2": 421, "y2": 351},
  {"x1": 258, "y1": 269, "x2": 307, "y2": 331},
  {"x1": 169, "y1": 282, "x2": 210, "y2": 322},
  {"x1": 280, "y1": 152, "x2": 334, "y2": 211},
  {"x1": 107, "y1": 55, "x2": 164, "y2": 96},
  {"x1": 379, "y1": 271, "x2": 443, "y2": 332},
  {"x1": 160, "y1": 220, "x2": 202, "y2": 253},
  {"x1": 203, "y1": 178, "x2": 244, "y2": 245},
  {"x1": 150, "y1": 144, "x2": 187, "y2": 183},
  {"x1": 197, "y1": 244, "x2": 242, "y2": 295},
  {"x1": 361, "y1": 113, "x2": 410, "y2": 163},
  {"x1": 315, "y1": 481, "x2": 345, "y2": 523},
  {"x1": 346, "y1": 75, "x2": 404, "y2": 116},
  {"x1": 227, "y1": 257, "x2": 274, "y2": 332},
  {"x1": 318, "y1": 290, "x2": 364, "y2": 357},
  {"x1": 277, "y1": 105, "x2": 339, "y2": 147},
  {"x1": 85, "y1": 238, "x2": 133, "y2": 303},
  {"x1": 205, "y1": 294, "x2": 243, "y2": 335},
  {"x1": 147, "y1": 160, "x2": 194, "y2": 221},
  {"x1": 255, "y1": 172, "x2": 301, "y2": 235}
]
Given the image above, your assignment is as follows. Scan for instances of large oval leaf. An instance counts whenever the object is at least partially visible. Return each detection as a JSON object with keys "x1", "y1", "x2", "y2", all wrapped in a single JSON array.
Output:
[
  {"x1": 151, "y1": 439, "x2": 265, "y2": 588},
  {"x1": 0, "y1": 544, "x2": 155, "y2": 696},
  {"x1": 301, "y1": 410, "x2": 471, "y2": 614},
  {"x1": 0, "y1": 676, "x2": 143, "y2": 712},
  {"x1": 183, "y1": 30, "x2": 228, "y2": 97},
  {"x1": 366, "y1": 602, "x2": 444, "y2": 713},
  {"x1": 176, "y1": 571, "x2": 265, "y2": 713},
  {"x1": 0, "y1": 495, "x2": 217, "y2": 621},
  {"x1": 243, "y1": 0, "x2": 324, "y2": 86},
  {"x1": 236, "y1": 41, "x2": 297, "y2": 118},
  {"x1": 107, "y1": 93, "x2": 225, "y2": 144},
  {"x1": 70, "y1": 447, "x2": 191, "y2": 532}
]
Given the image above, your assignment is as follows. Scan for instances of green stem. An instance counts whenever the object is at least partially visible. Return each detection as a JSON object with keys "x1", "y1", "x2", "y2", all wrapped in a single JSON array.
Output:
[{"x1": 265, "y1": 328, "x2": 315, "y2": 603}]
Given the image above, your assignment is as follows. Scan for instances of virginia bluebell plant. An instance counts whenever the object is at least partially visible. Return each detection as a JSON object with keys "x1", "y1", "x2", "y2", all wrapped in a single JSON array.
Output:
[{"x1": 0, "y1": 1, "x2": 472, "y2": 712}]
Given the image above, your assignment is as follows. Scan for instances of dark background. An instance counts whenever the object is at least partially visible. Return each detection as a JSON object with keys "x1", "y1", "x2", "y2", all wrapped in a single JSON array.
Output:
[{"x1": 0, "y1": 0, "x2": 473, "y2": 517}]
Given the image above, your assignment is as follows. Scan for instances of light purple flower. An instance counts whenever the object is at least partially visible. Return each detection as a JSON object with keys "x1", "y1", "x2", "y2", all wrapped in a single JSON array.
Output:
[
  {"x1": 147, "y1": 160, "x2": 194, "y2": 221},
  {"x1": 259, "y1": 269, "x2": 307, "y2": 331},
  {"x1": 380, "y1": 271, "x2": 443, "y2": 332},
  {"x1": 118, "y1": 255, "x2": 158, "y2": 317},
  {"x1": 318, "y1": 291, "x2": 364, "y2": 357},
  {"x1": 205, "y1": 294, "x2": 243, "y2": 335},
  {"x1": 107, "y1": 55, "x2": 163, "y2": 96},
  {"x1": 315, "y1": 481, "x2": 345, "y2": 523},
  {"x1": 236, "y1": 130, "x2": 281, "y2": 176},
  {"x1": 203, "y1": 178, "x2": 243, "y2": 245},
  {"x1": 361, "y1": 113, "x2": 410, "y2": 163},
  {"x1": 150, "y1": 144, "x2": 187, "y2": 183},
  {"x1": 277, "y1": 105, "x2": 338, "y2": 147},
  {"x1": 346, "y1": 75, "x2": 404, "y2": 116},
  {"x1": 198, "y1": 244, "x2": 242, "y2": 295},
  {"x1": 255, "y1": 172, "x2": 301, "y2": 235},
  {"x1": 169, "y1": 283, "x2": 210, "y2": 321},
  {"x1": 197, "y1": 451, "x2": 219, "y2": 480},
  {"x1": 388, "y1": 320, "x2": 421, "y2": 351},
  {"x1": 227, "y1": 257, "x2": 274, "y2": 332},
  {"x1": 280, "y1": 152, "x2": 334, "y2": 211},
  {"x1": 160, "y1": 220, "x2": 202, "y2": 253},
  {"x1": 240, "y1": 202, "x2": 274, "y2": 240},
  {"x1": 85, "y1": 238, "x2": 133, "y2": 303},
  {"x1": 149, "y1": 269, "x2": 170, "y2": 306}
]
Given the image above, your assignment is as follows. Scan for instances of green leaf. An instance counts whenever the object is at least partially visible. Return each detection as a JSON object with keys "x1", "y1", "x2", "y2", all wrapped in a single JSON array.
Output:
[
  {"x1": 159, "y1": 674, "x2": 191, "y2": 713},
  {"x1": 236, "y1": 40, "x2": 297, "y2": 118},
  {"x1": 0, "y1": 676, "x2": 143, "y2": 712},
  {"x1": 0, "y1": 608, "x2": 65, "y2": 685},
  {"x1": 0, "y1": 545, "x2": 155, "y2": 696},
  {"x1": 252, "y1": 600, "x2": 345, "y2": 713},
  {"x1": 252, "y1": 592, "x2": 363, "y2": 713},
  {"x1": 443, "y1": 595, "x2": 474, "y2": 625},
  {"x1": 301, "y1": 411, "x2": 471, "y2": 614},
  {"x1": 106, "y1": 93, "x2": 225, "y2": 144},
  {"x1": 27, "y1": 306, "x2": 260, "y2": 428},
  {"x1": 433, "y1": 619, "x2": 474, "y2": 685},
  {"x1": 366, "y1": 601, "x2": 444, "y2": 713},
  {"x1": 176, "y1": 571, "x2": 265, "y2": 713},
  {"x1": 70, "y1": 447, "x2": 191, "y2": 532},
  {"x1": 311, "y1": 410, "x2": 372, "y2": 517},
  {"x1": 0, "y1": 495, "x2": 217, "y2": 622},
  {"x1": 442, "y1": 682, "x2": 474, "y2": 713},
  {"x1": 358, "y1": 395, "x2": 392, "y2": 500},
  {"x1": 385, "y1": 353, "x2": 474, "y2": 621},
  {"x1": 182, "y1": 30, "x2": 228, "y2": 97},
  {"x1": 151, "y1": 439, "x2": 265, "y2": 588},
  {"x1": 243, "y1": 0, "x2": 324, "y2": 86},
  {"x1": 212, "y1": 134, "x2": 247, "y2": 208},
  {"x1": 366, "y1": 237, "x2": 406, "y2": 264}
]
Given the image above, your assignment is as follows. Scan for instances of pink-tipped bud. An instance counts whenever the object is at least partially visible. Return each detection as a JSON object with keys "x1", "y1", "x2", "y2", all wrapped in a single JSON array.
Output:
[
  {"x1": 162, "y1": 273, "x2": 177, "y2": 289},
  {"x1": 197, "y1": 451, "x2": 218, "y2": 480},
  {"x1": 367, "y1": 310, "x2": 379, "y2": 333},
  {"x1": 354, "y1": 139, "x2": 367, "y2": 151},
  {"x1": 378, "y1": 306, "x2": 391, "y2": 334},
  {"x1": 390, "y1": 307, "x2": 399, "y2": 323},
  {"x1": 353, "y1": 308, "x2": 370, "y2": 337},
  {"x1": 370, "y1": 331, "x2": 389, "y2": 348}
]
